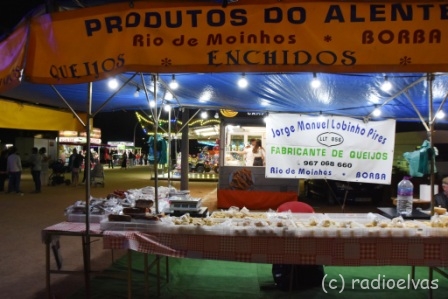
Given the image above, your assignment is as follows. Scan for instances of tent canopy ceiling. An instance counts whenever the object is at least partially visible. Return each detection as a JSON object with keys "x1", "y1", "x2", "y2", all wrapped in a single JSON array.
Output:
[{"x1": 1, "y1": 72, "x2": 447, "y2": 122}]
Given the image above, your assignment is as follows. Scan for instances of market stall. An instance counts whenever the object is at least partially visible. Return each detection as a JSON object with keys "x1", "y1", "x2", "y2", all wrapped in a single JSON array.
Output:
[
  {"x1": 1, "y1": 1, "x2": 448, "y2": 298},
  {"x1": 57, "y1": 129, "x2": 103, "y2": 165}
]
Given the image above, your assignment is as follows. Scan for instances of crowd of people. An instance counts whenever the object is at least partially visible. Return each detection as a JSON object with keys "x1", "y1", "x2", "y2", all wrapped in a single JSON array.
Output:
[
  {"x1": 103, "y1": 149, "x2": 147, "y2": 169},
  {"x1": 0, "y1": 146, "x2": 50, "y2": 195}
]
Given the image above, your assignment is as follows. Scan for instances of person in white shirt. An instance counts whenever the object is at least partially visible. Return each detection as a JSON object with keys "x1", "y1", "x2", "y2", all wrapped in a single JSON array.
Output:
[
  {"x1": 233, "y1": 139, "x2": 256, "y2": 166},
  {"x1": 6, "y1": 146, "x2": 23, "y2": 194}
]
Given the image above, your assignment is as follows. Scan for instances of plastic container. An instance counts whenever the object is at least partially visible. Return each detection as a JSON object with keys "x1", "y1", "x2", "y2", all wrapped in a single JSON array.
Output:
[{"x1": 397, "y1": 176, "x2": 413, "y2": 216}]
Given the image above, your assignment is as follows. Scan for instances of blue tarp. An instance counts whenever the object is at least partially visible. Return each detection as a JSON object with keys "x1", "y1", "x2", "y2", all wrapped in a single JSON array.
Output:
[{"x1": 1, "y1": 72, "x2": 447, "y2": 122}]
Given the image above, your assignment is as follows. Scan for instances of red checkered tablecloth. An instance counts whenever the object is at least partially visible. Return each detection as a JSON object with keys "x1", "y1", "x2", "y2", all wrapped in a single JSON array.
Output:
[{"x1": 103, "y1": 231, "x2": 448, "y2": 267}]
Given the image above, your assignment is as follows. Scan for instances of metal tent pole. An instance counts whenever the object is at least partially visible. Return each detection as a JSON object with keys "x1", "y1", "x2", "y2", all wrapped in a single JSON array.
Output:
[
  {"x1": 180, "y1": 109, "x2": 190, "y2": 191},
  {"x1": 428, "y1": 73, "x2": 435, "y2": 216},
  {"x1": 83, "y1": 81, "x2": 93, "y2": 299},
  {"x1": 167, "y1": 106, "x2": 172, "y2": 187},
  {"x1": 153, "y1": 74, "x2": 159, "y2": 214}
]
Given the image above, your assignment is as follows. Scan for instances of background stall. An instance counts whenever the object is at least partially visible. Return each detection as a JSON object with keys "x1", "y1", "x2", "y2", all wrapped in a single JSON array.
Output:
[{"x1": 218, "y1": 116, "x2": 299, "y2": 209}]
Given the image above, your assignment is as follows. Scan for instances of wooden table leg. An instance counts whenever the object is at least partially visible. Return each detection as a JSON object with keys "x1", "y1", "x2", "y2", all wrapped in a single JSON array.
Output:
[
  {"x1": 411, "y1": 266, "x2": 415, "y2": 289},
  {"x1": 45, "y1": 241, "x2": 51, "y2": 299},
  {"x1": 144, "y1": 254, "x2": 148, "y2": 298},
  {"x1": 157, "y1": 255, "x2": 161, "y2": 297},
  {"x1": 165, "y1": 257, "x2": 169, "y2": 283},
  {"x1": 429, "y1": 267, "x2": 433, "y2": 299},
  {"x1": 288, "y1": 266, "x2": 294, "y2": 292},
  {"x1": 127, "y1": 250, "x2": 132, "y2": 299}
]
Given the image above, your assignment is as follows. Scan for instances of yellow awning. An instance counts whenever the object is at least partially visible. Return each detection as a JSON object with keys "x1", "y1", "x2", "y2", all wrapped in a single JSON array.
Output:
[{"x1": 0, "y1": 98, "x2": 85, "y2": 131}]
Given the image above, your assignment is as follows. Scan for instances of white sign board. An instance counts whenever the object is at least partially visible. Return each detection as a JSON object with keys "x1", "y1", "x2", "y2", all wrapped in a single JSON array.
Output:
[
  {"x1": 265, "y1": 114, "x2": 396, "y2": 184},
  {"x1": 57, "y1": 137, "x2": 102, "y2": 145}
]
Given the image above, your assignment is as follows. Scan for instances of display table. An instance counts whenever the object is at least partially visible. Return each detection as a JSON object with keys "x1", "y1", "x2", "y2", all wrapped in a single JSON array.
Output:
[
  {"x1": 42, "y1": 222, "x2": 167, "y2": 299},
  {"x1": 102, "y1": 220, "x2": 448, "y2": 299},
  {"x1": 42, "y1": 222, "x2": 103, "y2": 299},
  {"x1": 103, "y1": 229, "x2": 448, "y2": 267},
  {"x1": 217, "y1": 189, "x2": 297, "y2": 210},
  {"x1": 43, "y1": 214, "x2": 448, "y2": 299}
]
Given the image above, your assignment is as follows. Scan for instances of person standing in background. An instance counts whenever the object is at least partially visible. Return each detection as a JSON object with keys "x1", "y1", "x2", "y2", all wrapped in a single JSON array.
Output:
[
  {"x1": 243, "y1": 139, "x2": 256, "y2": 166},
  {"x1": 6, "y1": 146, "x2": 23, "y2": 195},
  {"x1": 128, "y1": 150, "x2": 134, "y2": 168},
  {"x1": 29, "y1": 147, "x2": 42, "y2": 193},
  {"x1": 0, "y1": 149, "x2": 8, "y2": 192},
  {"x1": 39, "y1": 147, "x2": 50, "y2": 186},
  {"x1": 252, "y1": 139, "x2": 266, "y2": 166},
  {"x1": 135, "y1": 151, "x2": 141, "y2": 166},
  {"x1": 121, "y1": 151, "x2": 128, "y2": 169},
  {"x1": 68, "y1": 148, "x2": 82, "y2": 187},
  {"x1": 233, "y1": 139, "x2": 256, "y2": 166},
  {"x1": 105, "y1": 150, "x2": 113, "y2": 169},
  {"x1": 81, "y1": 150, "x2": 92, "y2": 184}
]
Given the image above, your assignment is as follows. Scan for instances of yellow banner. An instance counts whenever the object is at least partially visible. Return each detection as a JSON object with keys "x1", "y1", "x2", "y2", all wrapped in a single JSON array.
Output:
[
  {"x1": 0, "y1": 23, "x2": 28, "y2": 92},
  {"x1": 26, "y1": 1, "x2": 448, "y2": 84}
]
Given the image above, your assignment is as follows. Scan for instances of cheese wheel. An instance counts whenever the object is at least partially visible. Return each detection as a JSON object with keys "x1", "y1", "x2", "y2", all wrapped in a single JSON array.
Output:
[{"x1": 434, "y1": 207, "x2": 447, "y2": 215}]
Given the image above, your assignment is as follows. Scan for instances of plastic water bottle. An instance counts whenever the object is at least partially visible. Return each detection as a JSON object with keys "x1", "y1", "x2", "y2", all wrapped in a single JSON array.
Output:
[{"x1": 397, "y1": 176, "x2": 413, "y2": 216}]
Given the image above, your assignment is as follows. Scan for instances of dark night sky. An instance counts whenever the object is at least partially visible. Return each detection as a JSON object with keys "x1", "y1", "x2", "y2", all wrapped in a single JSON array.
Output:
[
  {"x1": 94, "y1": 111, "x2": 147, "y2": 146},
  {"x1": 0, "y1": 111, "x2": 147, "y2": 146},
  {"x1": 0, "y1": 0, "x2": 43, "y2": 38}
]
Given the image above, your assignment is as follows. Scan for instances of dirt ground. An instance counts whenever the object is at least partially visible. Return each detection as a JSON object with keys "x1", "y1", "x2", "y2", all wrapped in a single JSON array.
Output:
[
  {"x1": 0, "y1": 166, "x2": 217, "y2": 299},
  {"x1": 0, "y1": 165, "x2": 385, "y2": 299}
]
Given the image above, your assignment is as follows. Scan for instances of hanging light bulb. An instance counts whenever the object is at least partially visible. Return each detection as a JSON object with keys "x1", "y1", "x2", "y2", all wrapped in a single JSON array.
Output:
[
  {"x1": 436, "y1": 110, "x2": 445, "y2": 119},
  {"x1": 199, "y1": 90, "x2": 212, "y2": 102},
  {"x1": 372, "y1": 106, "x2": 382, "y2": 117},
  {"x1": 134, "y1": 87, "x2": 141, "y2": 97},
  {"x1": 169, "y1": 74, "x2": 179, "y2": 90},
  {"x1": 164, "y1": 104, "x2": 171, "y2": 112},
  {"x1": 238, "y1": 73, "x2": 248, "y2": 88},
  {"x1": 381, "y1": 76, "x2": 392, "y2": 92},
  {"x1": 108, "y1": 78, "x2": 119, "y2": 89},
  {"x1": 149, "y1": 100, "x2": 156, "y2": 108},
  {"x1": 311, "y1": 73, "x2": 321, "y2": 89},
  {"x1": 263, "y1": 112, "x2": 269, "y2": 123},
  {"x1": 214, "y1": 112, "x2": 219, "y2": 119},
  {"x1": 165, "y1": 91, "x2": 173, "y2": 100},
  {"x1": 201, "y1": 111, "x2": 208, "y2": 119}
]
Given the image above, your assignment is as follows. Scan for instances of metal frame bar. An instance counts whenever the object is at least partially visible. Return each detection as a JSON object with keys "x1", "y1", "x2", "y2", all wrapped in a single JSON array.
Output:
[
  {"x1": 403, "y1": 90, "x2": 430, "y2": 132},
  {"x1": 365, "y1": 75, "x2": 427, "y2": 119},
  {"x1": 93, "y1": 73, "x2": 138, "y2": 117},
  {"x1": 50, "y1": 85, "x2": 86, "y2": 127}
]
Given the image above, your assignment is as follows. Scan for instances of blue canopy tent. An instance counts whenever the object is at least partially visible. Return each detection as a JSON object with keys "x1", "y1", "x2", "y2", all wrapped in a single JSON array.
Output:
[
  {"x1": 1, "y1": 1, "x2": 447, "y2": 297},
  {"x1": 2, "y1": 72, "x2": 447, "y2": 121}
]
